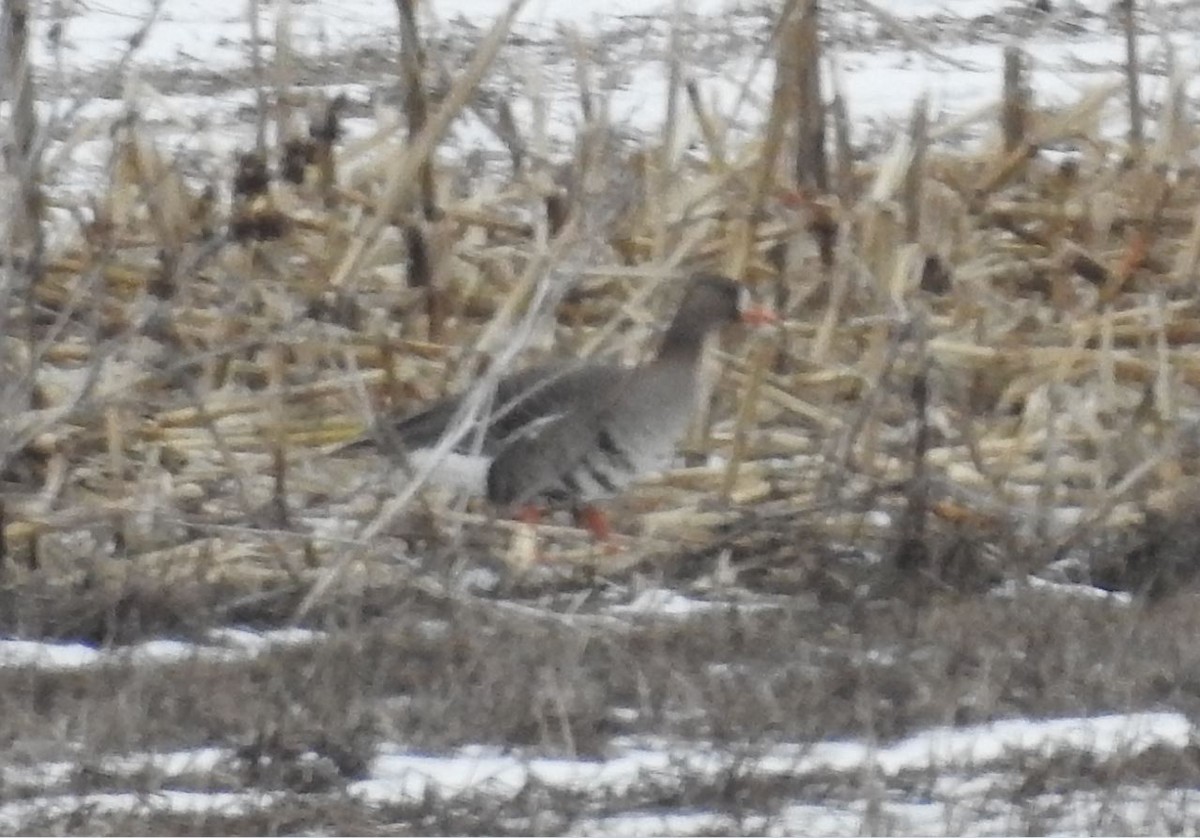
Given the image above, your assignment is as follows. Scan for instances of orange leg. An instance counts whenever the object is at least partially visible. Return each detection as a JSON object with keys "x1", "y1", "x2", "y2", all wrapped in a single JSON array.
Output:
[
  {"x1": 516, "y1": 505, "x2": 544, "y2": 526},
  {"x1": 572, "y1": 505, "x2": 612, "y2": 542}
]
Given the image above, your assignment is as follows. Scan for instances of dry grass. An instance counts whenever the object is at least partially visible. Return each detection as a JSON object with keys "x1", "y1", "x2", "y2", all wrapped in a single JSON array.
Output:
[
  {"x1": 4, "y1": 572, "x2": 1200, "y2": 833},
  {"x1": 6, "y1": 34, "x2": 1198, "y2": 589},
  {"x1": 3, "y1": 0, "x2": 1200, "y2": 833}
]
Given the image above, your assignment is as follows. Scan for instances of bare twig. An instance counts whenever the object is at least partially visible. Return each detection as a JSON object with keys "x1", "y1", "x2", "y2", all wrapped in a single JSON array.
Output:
[
  {"x1": 247, "y1": 0, "x2": 268, "y2": 154},
  {"x1": 793, "y1": 0, "x2": 826, "y2": 192},
  {"x1": 1001, "y1": 46, "x2": 1028, "y2": 154},
  {"x1": 330, "y1": 0, "x2": 525, "y2": 290},
  {"x1": 902, "y1": 97, "x2": 927, "y2": 244},
  {"x1": 396, "y1": 0, "x2": 438, "y2": 220},
  {"x1": 1, "y1": 0, "x2": 43, "y2": 328},
  {"x1": 1121, "y1": 0, "x2": 1143, "y2": 154}
]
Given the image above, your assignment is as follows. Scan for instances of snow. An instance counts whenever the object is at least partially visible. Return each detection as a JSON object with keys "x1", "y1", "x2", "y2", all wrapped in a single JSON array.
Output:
[
  {"x1": 994, "y1": 575, "x2": 1135, "y2": 605},
  {"x1": 609, "y1": 587, "x2": 720, "y2": 616},
  {"x1": 14, "y1": 0, "x2": 1180, "y2": 240},
  {"x1": 0, "y1": 790, "x2": 282, "y2": 833},
  {"x1": 25, "y1": 0, "x2": 1180, "y2": 197},
  {"x1": 1, "y1": 747, "x2": 227, "y2": 791},
  {"x1": 4, "y1": 711, "x2": 1185, "y2": 832},
  {"x1": 350, "y1": 711, "x2": 1193, "y2": 803},
  {"x1": 0, "y1": 627, "x2": 323, "y2": 670},
  {"x1": 0, "y1": 0, "x2": 1193, "y2": 832}
]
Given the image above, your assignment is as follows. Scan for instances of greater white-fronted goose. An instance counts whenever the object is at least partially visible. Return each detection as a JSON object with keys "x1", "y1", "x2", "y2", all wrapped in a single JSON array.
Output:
[{"x1": 354, "y1": 272, "x2": 776, "y2": 538}]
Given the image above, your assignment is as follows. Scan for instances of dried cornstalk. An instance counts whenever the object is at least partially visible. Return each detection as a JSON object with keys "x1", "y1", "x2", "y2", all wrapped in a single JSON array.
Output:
[{"x1": 793, "y1": 0, "x2": 826, "y2": 192}]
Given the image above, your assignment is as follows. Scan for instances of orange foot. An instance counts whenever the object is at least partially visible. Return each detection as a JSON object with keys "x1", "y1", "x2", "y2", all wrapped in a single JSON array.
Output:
[
  {"x1": 517, "y1": 504, "x2": 543, "y2": 527},
  {"x1": 513, "y1": 505, "x2": 621, "y2": 558},
  {"x1": 572, "y1": 504, "x2": 611, "y2": 541},
  {"x1": 572, "y1": 505, "x2": 624, "y2": 555}
]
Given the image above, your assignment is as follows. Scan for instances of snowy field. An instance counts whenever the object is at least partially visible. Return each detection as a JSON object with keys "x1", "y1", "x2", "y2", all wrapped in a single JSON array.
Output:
[
  {"x1": 31, "y1": 0, "x2": 1193, "y2": 210},
  {"x1": 5, "y1": 0, "x2": 1200, "y2": 834}
]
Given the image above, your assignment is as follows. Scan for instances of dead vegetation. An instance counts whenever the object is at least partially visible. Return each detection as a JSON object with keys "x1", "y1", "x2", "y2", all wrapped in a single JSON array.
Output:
[
  {"x1": 2, "y1": 0, "x2": 1200, "y2": 833},
  {"x1": 5, "y1": 579, "x2": 1200, "y2": 833},
  {"x1": 2, "y1": 0, "x2": 1199, "y2": 601}
]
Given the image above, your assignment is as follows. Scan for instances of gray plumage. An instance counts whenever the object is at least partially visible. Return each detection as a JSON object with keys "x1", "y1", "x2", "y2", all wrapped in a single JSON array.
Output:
[{"x1": 357, "y1": 272, "x2": 754, "y2": 508}]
